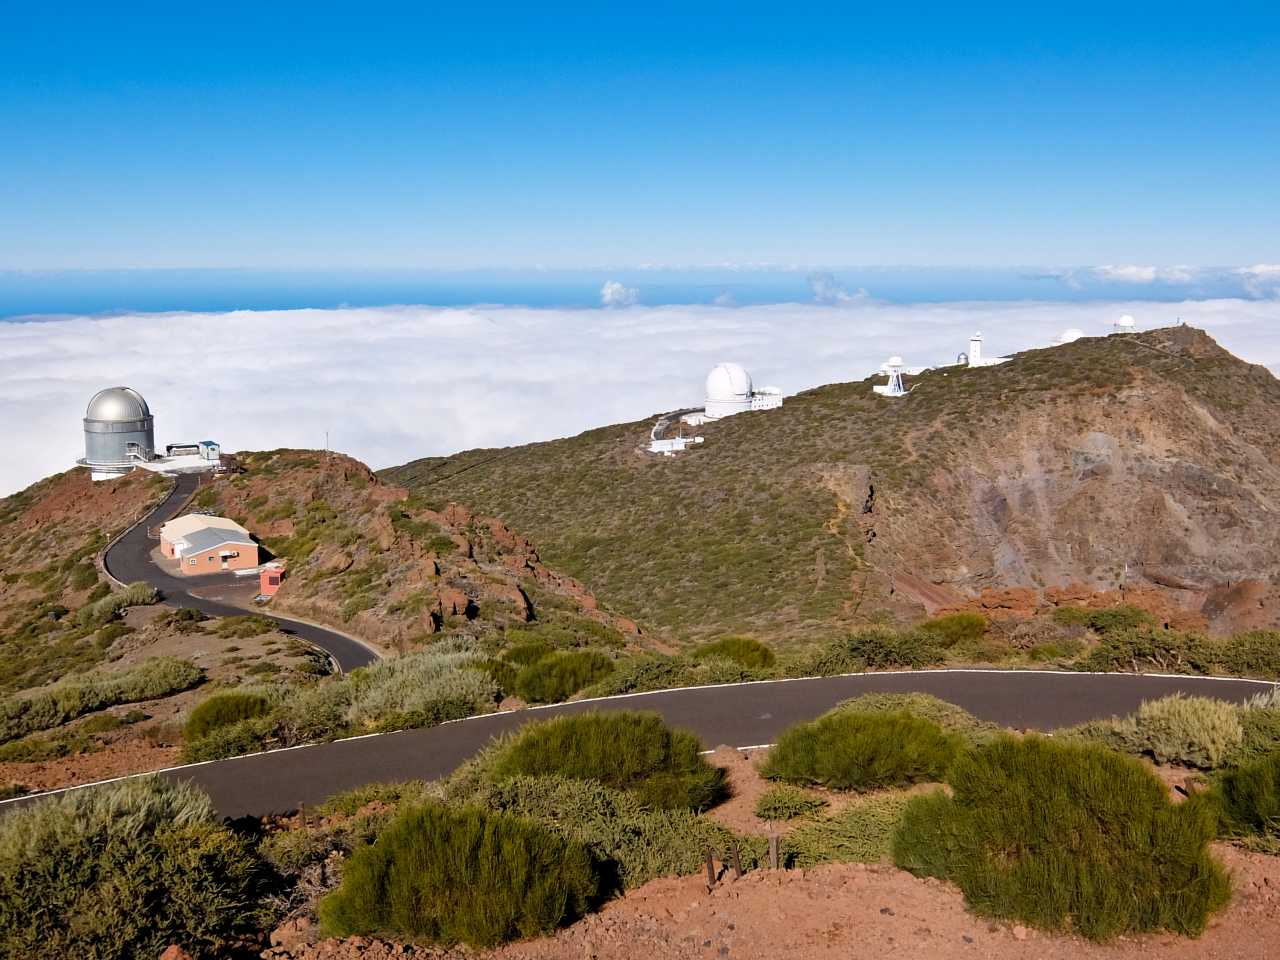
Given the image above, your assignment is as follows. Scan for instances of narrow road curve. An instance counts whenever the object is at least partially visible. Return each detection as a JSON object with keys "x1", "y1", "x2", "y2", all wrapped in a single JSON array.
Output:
[
  {"x1": 11, "y1": 669, "x2": 1273, "y2": 819},
  {"x1": 104, "y1": 473, "x2": 379, "y2": 672}
]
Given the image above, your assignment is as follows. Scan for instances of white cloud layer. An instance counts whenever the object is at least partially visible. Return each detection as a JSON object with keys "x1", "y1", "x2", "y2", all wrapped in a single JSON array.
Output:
[
  {"x1": 1091, "y1": 264, "x2": 1198, "y2": 284},
  {"x1": 2, "y1": 298, "x2": 1280, "y2": 497}
]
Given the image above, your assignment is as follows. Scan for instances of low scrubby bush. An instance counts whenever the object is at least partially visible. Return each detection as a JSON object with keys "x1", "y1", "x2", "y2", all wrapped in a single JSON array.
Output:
[
  {"x1": 345, "y1": 647, "x2": 499, "y2": 731},
  {"x1": 513, "y1": 650, "x2": 615, "y2": 703},
  {"x1": 184, "y1": 691, "x2": 272, "y2": 742},
  {"x1": 1211, "y1": 749, "x2": 1280, "y2": 839},
  {"x1": 784, "y1": 792, "x2": 911, "y2": 867},
  {"x1": 1067, "y1": 695, "x2": 1244, "y2": 769},
  {"x1": 763, "y1": 711, "x2": 960, "y2": 791},
  {"x1": 213, "y1": 615, "x2": 278, "y2": 639},
  {"x1": 892, "y1": 736, "x2": 1230, "y2": 940},
  {"x1": 0, "y1": 778, "x2": 268, "y2": 959},
  {"x1": 827, "y1": 692, "x2": 1000, "y2": 747},
  {"x1": 918, "y1": 613, "x2": 987, "y2": 648},
  {"x1": 691, "y1": 636, "x2": 776, "y2": 669},
  {"x1": 1079, "y1": 629, "x2": 1213, "y2": 675},
  {"x1": 1238, "y1": 691, "x2": 1280, "y2": 765},
  {"x1": 1053, "y1": 605, "x2": 1154, "y2": 634},
  {"x1": 74, "y1": 581, "x2": 158, "y2": 628},
  {"x1": 0, "y1": 657, "x2": 204, "y2": 744},
  {"x1": 583, "y1": 654, "x2": 774, "y2": 697},
  {"x1": 754, "y1": 783, "x2": 827, "y2": 821},
  {"x1": 1215, "y1": 631, "x2": 1280, "y2": 677},
  {"x1": 502, "y1": 641, "x2": 556, "y2": 666},
  {"x1": 489, "y1": 712, "x2": 726, "y2": 811},
  {"x1": 463, "y1": 775, "x2": 762, "y2": 889},
  {"x1": 804, "y1": 628, "x2": 946, "y2": 675},
  {"x1": 470, "y1": 657, "x2": 520, "y2": 695},
  {"x1": 318, "y1": 802, "x2": 599, "y2": 947}
]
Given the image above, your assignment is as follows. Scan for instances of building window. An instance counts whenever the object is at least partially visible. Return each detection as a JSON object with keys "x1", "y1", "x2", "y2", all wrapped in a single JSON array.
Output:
[
  {"x1": 207, "y1": 556, "x2": 214, "y2": 562},
  {"x1": 188, "y1": 558, "x2": 196, "y2": 566}
]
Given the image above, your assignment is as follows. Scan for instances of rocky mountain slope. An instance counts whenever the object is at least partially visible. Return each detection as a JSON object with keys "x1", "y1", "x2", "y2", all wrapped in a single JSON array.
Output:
[
  {"x1": 386, "y1": 327, "x2": 1280, "y2": 644},
  {"x1": 192, "y1": 450, "x2": 644, "y2": 653}
]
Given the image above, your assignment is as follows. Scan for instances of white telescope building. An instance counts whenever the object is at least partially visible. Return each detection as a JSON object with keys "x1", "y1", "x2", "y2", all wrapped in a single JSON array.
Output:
[{"x1": 683, "y1": 363, "x2": 783, "y2": 426}]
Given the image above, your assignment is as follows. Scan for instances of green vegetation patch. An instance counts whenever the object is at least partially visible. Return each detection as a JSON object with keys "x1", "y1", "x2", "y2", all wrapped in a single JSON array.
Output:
[
  {"x1": 73, "y1": 580, "x2": 158, "y2": 629},
  {"x1": 754, "y1": 783, "x2": 828, "y2": 821},
  {"x1": 318, "y1": 802, "x2": 598, "y2": 947},
  {"x1": 513, "y1": 650, "x2": 615, "y2": 703},
  {"x1": 1211, "y1": 749, "x2": 1280, "y2": 842},
  {"x1": 892, "y1": 736, "x2": 1230, "y2": 941},
  {"x1": 827, "y1": 692, "x2": 1000, "y2": 748},
  {"x1": 0, "y1": 657, "x2": 204, "y2": 744},
  {"x1": 763, "y1": 710, "x2": 960, "y2": 791},
  {"x1": 212, "y1": 615, "x2": 279, "y2": 639},
  {"x1": 488, "y1": 711, "x2": 726, "y2": 811},
  {"x1": 0, "y1": 778, "x2": 269, "y2": 959},
  {"x1": 1063, "y1": 694, "x2": 1244, "y2": 769},
  {"x1": 784, "y1": 792, "x2": 912, "y2": 867},
  {"x1": 184, "y1": 691, "x2": 273, "y2": 742},
  {"x1": 803, "y1": 628, "x2": 947, "y2": 675},
  {"x1": 692, "y1": 636, "x2": 776, "y2": 669},
  {"x1": 918, "y1": 613, "x2": 987, "y2": 647}
]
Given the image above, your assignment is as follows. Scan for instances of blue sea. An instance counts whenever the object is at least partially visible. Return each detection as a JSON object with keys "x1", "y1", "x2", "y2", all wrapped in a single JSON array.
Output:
[{"x1": 0, "y1": 267, "x2": 1250, "y2": 320}]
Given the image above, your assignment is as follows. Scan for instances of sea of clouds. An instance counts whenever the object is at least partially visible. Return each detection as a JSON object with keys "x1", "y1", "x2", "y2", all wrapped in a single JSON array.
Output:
[{"x1": 2, "y1": 296, "x2": 1279, "y2": 497}]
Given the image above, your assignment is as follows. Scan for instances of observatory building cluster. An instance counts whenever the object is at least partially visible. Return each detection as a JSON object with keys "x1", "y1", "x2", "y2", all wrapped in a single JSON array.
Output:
[
  {"x1": 648, "y1": 313, "x2": 1148, "y2": 453},
  {"x1": 77, "y1": 386, "x2": 223, "y2": 481}
]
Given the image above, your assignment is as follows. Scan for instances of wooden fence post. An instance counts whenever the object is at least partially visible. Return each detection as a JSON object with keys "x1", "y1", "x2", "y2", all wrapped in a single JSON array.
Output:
[
  {"x1": 704, "y1": 848, "x2": 717, "y2": 890},
  {"x1": 730, "y1": 844, "x2": 743, "y2": 879},
  {"x1": 768, "y1": 834, "x2": 780, "y2": 870}
]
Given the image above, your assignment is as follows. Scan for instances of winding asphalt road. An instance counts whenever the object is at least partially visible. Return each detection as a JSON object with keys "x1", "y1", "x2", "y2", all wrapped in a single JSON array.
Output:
[
  {"x1": 31, "y1": 473, "x2": 1268, "y2": 821},
  {"x1": 104, "y1": 474, "x2": 379, "y2": 672},
  {"x1": 10, "y1": 669, "x2": 1273, "y2": 819}
]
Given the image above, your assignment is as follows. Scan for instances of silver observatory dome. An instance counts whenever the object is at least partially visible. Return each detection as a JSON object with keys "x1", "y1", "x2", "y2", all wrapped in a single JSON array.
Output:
[{"x1": 80, "y1": 386, "x2": 156, "y2": 479}]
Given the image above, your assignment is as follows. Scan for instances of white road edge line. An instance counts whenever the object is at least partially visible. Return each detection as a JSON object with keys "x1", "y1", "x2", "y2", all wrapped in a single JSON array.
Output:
[{"x1": 1, "y1": 668, "x2": 1273, "y2": 808}]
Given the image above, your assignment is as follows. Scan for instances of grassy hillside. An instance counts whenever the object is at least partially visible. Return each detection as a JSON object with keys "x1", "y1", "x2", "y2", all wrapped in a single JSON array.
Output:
[{"x1": 385, "y1": 328, "x2": 1280, "y2": 646}]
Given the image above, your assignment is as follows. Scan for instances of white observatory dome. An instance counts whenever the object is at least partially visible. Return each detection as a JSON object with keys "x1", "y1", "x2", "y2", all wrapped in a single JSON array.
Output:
[
  {"x1": 1117, "y1": 314, "x2": 1137, "y2": 330},
  {"x1": 705, "y1": 362, "x2": 753, "y2": 401},
  {"x1": 887, "y1": 356, "x2": 904, "y2": 368},
  {"x1": 703, "y1": 362, "x2": 754, "y2": 419},
  {"x1": 1057, "y1": 328, "x2": 1085, "y2": 345},
  {"x1": 86, "y1": 386, "x2": 151, "y2": 423}
]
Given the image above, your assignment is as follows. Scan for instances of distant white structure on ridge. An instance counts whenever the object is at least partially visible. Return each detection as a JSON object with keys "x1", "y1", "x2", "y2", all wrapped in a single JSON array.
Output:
[
  {"x1": 962, "y1": 331, "x2": 1011, "y2": 368},
  {"x1": 873, "y1": 357, "x2": 909, "y2": 398},
  {"x1": 1115, "y1": 314, "x2": 1137, "y2": 333},
  {"x1": 682, "y1": 363, "x2": 783, "y2": 426},
  {"x1": 1056, "y1": 328, "x2": 1086, "y2": 345}
]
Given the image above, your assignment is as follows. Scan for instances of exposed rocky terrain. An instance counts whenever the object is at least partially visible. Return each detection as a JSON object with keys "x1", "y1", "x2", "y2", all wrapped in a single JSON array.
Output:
[
  {"x1": 190, "y1": 450, "x2": 645, "y2": 655},
  {"x1": 388, "y1": 328, "x2": 1280, "y2": 644}
]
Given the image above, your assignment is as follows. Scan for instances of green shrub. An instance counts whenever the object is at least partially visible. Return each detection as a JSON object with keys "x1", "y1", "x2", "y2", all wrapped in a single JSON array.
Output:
[
  {"x1": 180, "y1": 715, "x2": 277, "y2": 763},
  {"x1": 805, "y1": 628, "x2": 946, "y2": 675},
  {"x1": 892, "y1": 736, "x2": 1230, "y2": 940},
  {"x1": 462, "y1": 775, "x2": 762, "y2": 889},
  {"x1": 783, "y1": 792, "x2": 911, "y2": 867},
  {"x1": 489, "y1": 712, "x2": 726, "y2": 811},
  {"x1": 502, "y1": 641, "x2": 555, "y2": 666},
  {"x1": 1238, "y1": 693, "x2": 1280, "y2": 765},
  {"x1": 1212, "y1": 749, "x2": 1280, "y2": 839},
  {"x1": 585, "y1": 654, "x2": 774, "y2": 697},
  {"x1": 1216, "y1": 631, "x2": 1280, "y2": 677},
  {"x1": 345, "y1": 647, "x2": 499, "y2": 731},
  {"x1": 692, "y1": 636, "x2": 776, "y2": 669},
  {"x1": 184, "y1": 692, "x2": 272, "y2": 742},
  {"x1": 68, "y1": 562, "x2": 100, "y2": 591},
  {"x1": 0, "y1": 657, "x2": 204, "y2": 744},
  {"x1": 0, "y1": 778, "x2": 268, "y2": 959},
  {"x1": 74, "y1": 581, "x2": 159, "y2": 628},
  {"x1": 918, "y1": 613, "x2": 987, "y2": 648},
  {"x1": 827, "y1": 692, "x2": 1000, "y2": 747},
  {"x1": 763, "y1": 711, "x2": 960, "y2": 791},
  {"x1": 470, "y1": 658, "x2": 519, "y2": 695},
  {"x1": 95, "y1": 621, "x2": 133, "y2": 645},
  {"x1": 514, "y1": 650, "x2": 615, "y2": 703},
  {"x1": 318, "y1": 802, "x2": 599, "y2": 947},
  {"x1": 754, "y1": 784, "x2": 827, "y2": 821},
  {"x1": 1079, "y1": 629, "x2": 1213, "y2": 674},
  {"x1": 213, "y1": 615, "x2": 278, "y2": 639},
  {"x1": 1053, "y1": 605, "x2": 1154, "y2": 634},
  {"x1": 1066, "y1": 695, "x2": 1244, "y2": 769}
]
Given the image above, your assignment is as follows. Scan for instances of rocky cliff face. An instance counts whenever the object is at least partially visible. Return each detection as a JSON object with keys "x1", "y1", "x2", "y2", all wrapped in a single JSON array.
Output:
[
  {"x1": 389, "y1": 327, "x2": 1280, "y2": 642},
  {"x1": 865, "y1": 328, "x2": 1280, "y2": 632},
  {"x1": 196, "y1": 450, "x2": 641, "y2": 653}
]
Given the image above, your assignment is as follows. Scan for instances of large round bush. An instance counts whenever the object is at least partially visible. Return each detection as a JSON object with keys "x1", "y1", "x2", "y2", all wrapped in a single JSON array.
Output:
[
  {"x1": 762, "y1": 710, "x2": 960, "y2": 791},
  {"x1": 892, "y1": 736, "x2": 1230, "y2": 940},
  {"x1": 318, "y1": 802, "x2": 598, "y2": 946},
  {"x1": 490, "y1": 711, "x2": 725, "y2": 810},
  {"x1": 0, "y1": 778, "x2": 266, "y2": 959}
]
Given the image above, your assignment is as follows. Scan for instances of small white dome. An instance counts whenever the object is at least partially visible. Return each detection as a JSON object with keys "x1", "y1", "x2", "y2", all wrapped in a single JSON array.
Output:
[
  {"x1": 705, "y1": 363, "x2": 753, "y2": 401},
  {"x1": 1058, "y1": 328, "x2": 1085, "y2": 344},
  {"x1": 1118, "y1": 314, "x2": 1136, "y2": 328},
  {"x1": 887, "y1": 356, "x2": 904, "y2": 368},
  {"x1": 85, "y1": 386, "x2": 151, "y2": 423}
]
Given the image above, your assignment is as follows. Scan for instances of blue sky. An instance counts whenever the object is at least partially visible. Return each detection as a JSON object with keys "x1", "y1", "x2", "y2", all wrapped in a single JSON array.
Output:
[{"x1": 2, "y1": 3, "x2": 1278, "y2": 271}]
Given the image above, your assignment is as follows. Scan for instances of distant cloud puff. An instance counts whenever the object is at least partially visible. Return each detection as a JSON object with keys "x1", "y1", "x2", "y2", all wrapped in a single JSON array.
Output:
[
  {"x1": 600, "y1": 280, "x2": 639, "y2": 307},
  {"x1": 806, "y1": 271, "x2": 868, "y2": 304},
  {"x1": 1234, "y1": 264, "x2": 1280, "y2": 299},
  {"x1": 1, "y1": 299, "x2": 1279, "y2": 496},
  {"x1": 1092, "y1": 264, "x2": 1197, "y2": 285}
]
